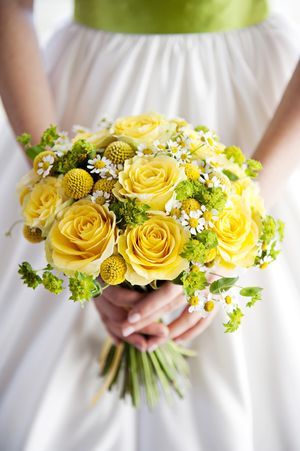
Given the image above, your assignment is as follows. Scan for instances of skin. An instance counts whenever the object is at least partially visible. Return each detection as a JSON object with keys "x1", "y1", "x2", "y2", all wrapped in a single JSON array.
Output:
[{"x1": 1, "y1": 1, "x2": 299, "y2": 351}]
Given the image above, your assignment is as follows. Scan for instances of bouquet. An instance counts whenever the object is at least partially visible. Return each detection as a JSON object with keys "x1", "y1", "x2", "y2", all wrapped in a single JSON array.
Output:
[{"x1": 14, "y1": 113, "x2": 284, "y2": 408}]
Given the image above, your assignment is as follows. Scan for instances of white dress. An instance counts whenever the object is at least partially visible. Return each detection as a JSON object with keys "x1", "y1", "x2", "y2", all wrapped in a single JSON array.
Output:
[{"x1": 0, "y1": 13, "x2": 299, "y2": 451}]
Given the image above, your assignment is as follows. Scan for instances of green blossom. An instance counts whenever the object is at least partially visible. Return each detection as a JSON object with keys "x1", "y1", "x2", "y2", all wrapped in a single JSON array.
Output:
[
  {"x1": 17, "y1": 125, "x2": 59, "y2": 160},
  {"x1": 181, "y1": 239, "x2": 206, "y2": 264},
  {"x1": 42, "y1": 271, "x2": 64, "y2": 294},
  {"x1": 18, "y1": 262, "x2": 42, "y2": 289},
  {"x1": 223, "y1": 307, "x2": 244, "y2": 333},
  {"x1": 40, "y1": 124, "x2": 60, "y2": 148},
  {"x1": 277, "y1": 219, "x2": 285, "y2": 242},
  {"x1": 224, "y1": 146, "x2": 245, "y2": 166},
  {"x1": 194, "y1": 183, "x2": 227, "y2": 211},
  {"x1": 196, "y1": 230, "x2": 218, "y2": 249},
  {"x1": 69, "y1": 272, "x2": 101, "y2": 303},
  {"x1": 110, "y1": 199, "x2": 150, "y2": 228},
  {"x1": 261, "y1": 215, "x2": 277, "y2": 245},
  {"x1": 245, "y1": 159, "x2": 263, "y2": 178},
  {"x1": 175, "y1": 180, "x2": 195, "y2": 201},
  {"x1": 181, "y1": 270, "x2": 207, "y2": 296},
  {"x1": 52, "y1": 139, "x2": 95, "y2": 174}
]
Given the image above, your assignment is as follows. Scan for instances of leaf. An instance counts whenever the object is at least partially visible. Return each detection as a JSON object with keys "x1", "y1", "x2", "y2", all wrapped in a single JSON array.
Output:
[
  {"x1": 223, "y1": 307, "x2": 244, "y2": 333},
  {"x1": 239, "y1": 287, "x2": 263, "y2": 297},
  {"x1": 222, "y1": 169, "x2": 238, "y2": 181},
  {"x1": 26, "y1": 145, "x2": 43, "y2": 160},
  {"x1": 210, "y1": 276, "x2": 238, "y2": 294}
]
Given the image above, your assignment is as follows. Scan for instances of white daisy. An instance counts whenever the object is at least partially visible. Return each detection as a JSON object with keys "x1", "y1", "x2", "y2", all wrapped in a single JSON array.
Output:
[
  {"x1": 52, "y1": 132, "x2": 72, "y2": 157},
  {"x1": 91, "y1": 190, "x2": 111, "y2": 206},
  {"x1": 180, "y1": 210, "x2": 206, "y2": 235},
  {"x1": 72, "y1": 124, "x2": 90, "y2": 134},
  {"x1": 37, "y1": 154, "x2": 55, "y2": 177},
  {"x1": 96, "y1": 115, "x2": 112, "y2": 130},
  {"x1": 203, "y1": 208, "x2": 219, "y2": 228},
  {"x1": 87, "y1": 155, "x2": 117, "y2": 179},
  {"x1": 188, "y1": 292, "x2": 216, "y2": 317}
]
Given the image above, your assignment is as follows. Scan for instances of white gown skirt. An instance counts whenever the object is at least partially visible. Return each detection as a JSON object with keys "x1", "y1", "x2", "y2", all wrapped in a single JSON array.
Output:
[{"x1": 0, "y1": 13, "x2": 299, "y2": 451}]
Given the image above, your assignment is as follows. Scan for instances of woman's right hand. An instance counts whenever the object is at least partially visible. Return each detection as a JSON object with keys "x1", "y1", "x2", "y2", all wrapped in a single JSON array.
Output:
[{"x1": 94, "y1": 286, "x2": 170, "y2": 352}]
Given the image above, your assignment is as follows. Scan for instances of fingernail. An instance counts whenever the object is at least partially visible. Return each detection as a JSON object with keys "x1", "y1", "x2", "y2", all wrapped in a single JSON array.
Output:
[
  {"x1": 128, "y1": 312, "x2": 141, "y2": 324},
  {"x1": 135, "y1": 344, "x2": 146, "y2": 352},
  {"x1": 148, "y1": 344, "x2": 158, "y2": 352},
  {"x1": 122, "y1": 326, "x2": 135, "y2": 337}
]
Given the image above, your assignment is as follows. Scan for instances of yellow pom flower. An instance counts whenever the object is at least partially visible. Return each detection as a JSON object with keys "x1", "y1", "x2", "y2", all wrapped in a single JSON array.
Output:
[
  {"x1": 181, "y1": 198, "x2": 201, "y2": 214},
  {"x1": 104, "y1": 141, "x2": 135, "y2": 164},
  {"x1": 33, "y1": 151, "x2": 56, "y2": 177},
  {"x1": 204, "y1": 300, "x2": 215, "y2": 312},
  {"x1": 93, "y1": 178, "x2": 116, "y2": 194},
  {"x1": 183, "y1": 163, "x2": 200, "y2": 181},
  {"x1": 23, "y1": 225, "x2": 44, "y2": 243},
  {"x1": 100, "y1": 255, "x2": 127, "y2": 285},
  {"x1": 63, "y1": 168, "x2": 94, "y2": 199}
]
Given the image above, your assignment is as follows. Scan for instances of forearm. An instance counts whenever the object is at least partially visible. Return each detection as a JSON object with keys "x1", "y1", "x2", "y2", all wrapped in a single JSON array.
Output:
[
  {"x1": 0, "y1": 0, "x2": 56, "y2": 144},
  {"x1": 253, "y1": 60, "x2": 300, "y2": 207}
]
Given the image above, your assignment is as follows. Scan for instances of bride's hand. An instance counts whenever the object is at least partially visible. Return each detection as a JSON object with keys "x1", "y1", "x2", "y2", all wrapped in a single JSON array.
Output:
[
  {"x1": 94, "y1": 285, "x2": 169, "y2": 351},
  {"x1": 120, "y1": 282, "x2": 218, "y2": 351}
]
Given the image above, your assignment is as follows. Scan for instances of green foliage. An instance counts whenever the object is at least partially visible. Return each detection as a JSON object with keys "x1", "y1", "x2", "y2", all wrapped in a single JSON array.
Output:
[
  {"x1": 52, "y1": 138, "x2": 95, "y2": 174},
  {"x1": 261, "y1": 215, "x2": 277, "y2": 245},
  {"x1": 110, "y1": 199, "x2": 150, "y2": 228},
  {"x1": 223, "y1": 146, "x2": 245, "y2": 166},
  {"x1": 245, "y1": 159, "x2": 263, "y2": 178},
  {"x1": 222, "y1": 169, "x2": 239, "y2": 181},
  {"x1": 196, "y1": 229, "x2": 218, "y2": 249},
  {"x1": 194, "y1": 184, "x2": 227, "y2": 211},
  {"x1": 209, "y1": 276, "x2": 239, "y2": 294},
  {"x1": 181, "y1": 239, "x2": 206, "y2": 264},
  {"x1": 223, "y1": 307, "x2": 244, "y2": 333},
  {"x1": 69, "y1": 271, "x2": 101, "y2": 303},
  {"x1": 175, "y1": 180, "x2": 195, "y2": 201},
  {"x1": 17, "y1": 125, "x2": 60, "y2": 160},
  {"x1": 18, "y1": 262, "x2": 42, "y2": 289},
  {"x1": 42, "y1": 271, "x2": 64, "y2": 294},
  {"x1": 240, "y1": 286, "x2": 263, "y2": 307},
  {"x1": 181, "y1": 270, "x2": 207, "y2": 296}
]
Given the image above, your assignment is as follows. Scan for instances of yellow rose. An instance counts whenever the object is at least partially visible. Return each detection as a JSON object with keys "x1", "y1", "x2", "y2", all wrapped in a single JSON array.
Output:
[
  {"x1": 233, "y1": 178, "x2": 265, "y2": 216},
  {"x1": 23, "y1": 176, "x2": 70, "y2": 236},
  {"x1": 113, "y1": 155, "x2": 186, "y2": 210},
  {"x1": 118, "y1": 213, "x2": 189, "y2": 285},
  {"x1": 45, "y1": 200, "x2": 116, "y2": 276},
  {"x1": 213, "y1": 195, "x2": 260, "y2": 268},
  {"x1": 111, "y1": 113, "x2": 176, "y2": 146},
  {"x1": 16, "y1": 169, "x2": 40, "y2": 205},
  {"x1": 73, "y1": 129, "x2": 114, "y2": 148}
]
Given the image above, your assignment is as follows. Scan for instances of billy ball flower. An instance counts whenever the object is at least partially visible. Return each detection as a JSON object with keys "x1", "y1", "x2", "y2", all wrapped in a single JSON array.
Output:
[
  {"x1": 93, "y1": 178, "x2": 116, "y2": 194},
  {"x1": 100, "y1": 255, "x2": 127, "y2": 285},
  {"x1": 104, "y1": 141, "x2": 135, "y2": 164},
  {"x1": 33, "y1": 151, "x2": 55, "y2": 177},
  {"x1": 62, "y1": 168, "x2": 94, "y2": 199},
  {"x1": 23, "y1": 225, "x2": 44, "y2": 243}
]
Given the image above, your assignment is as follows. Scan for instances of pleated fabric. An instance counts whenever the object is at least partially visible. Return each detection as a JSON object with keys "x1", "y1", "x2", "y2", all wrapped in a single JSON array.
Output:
[{"x1": 0, "y1": 13, "x2": 299, "y2": 451}]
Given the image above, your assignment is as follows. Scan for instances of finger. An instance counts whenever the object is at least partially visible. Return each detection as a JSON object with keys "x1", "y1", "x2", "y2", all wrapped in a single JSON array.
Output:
[
  {"x1": 173, "y1": 306, "x2": 218, "y2": 342},
  {"x1": 168, "y1": 306, "x2": 203, "y2": 339},
  {"x1": 94, "y1": 296, "x2": 127, "y2": 322},
  {"x1": 106, "y1": 319, "x2": 148, "y2": 352},
  {"x1": 173, "y1": 317, "x2": 212, "y2": 342},
  {"x1": 146, "y1": 336, "x2": 169, "y2": 352},
  {"x1": 126, "y1": 282, "x2": 183, "y2": 324},
  {"x1": 102, "y1": 285, "x2": 146, "y2": 307},
  {"x1": 98, "y1": 312, "x2": 121, "y2": 345},
  {"x1": 121, "y1": 293, "x2": 185, "y2": 337},
  {"x1": 139, "y1": 322, "x2": 169, "y2": 338}
]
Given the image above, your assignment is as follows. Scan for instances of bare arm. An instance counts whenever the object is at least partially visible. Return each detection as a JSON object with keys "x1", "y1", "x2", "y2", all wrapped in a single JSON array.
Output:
[
  {"x1": 0, "y1": 0, "x2": 56, "y2": 145},
  {"x1": 253, "y1": 60, "x2": 300, "y2": 207}
]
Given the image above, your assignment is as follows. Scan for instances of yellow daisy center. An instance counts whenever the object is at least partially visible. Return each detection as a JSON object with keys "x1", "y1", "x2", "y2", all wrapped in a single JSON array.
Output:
[{"x1": 204, "y1": 300, "x2": 215, "y2": 312}]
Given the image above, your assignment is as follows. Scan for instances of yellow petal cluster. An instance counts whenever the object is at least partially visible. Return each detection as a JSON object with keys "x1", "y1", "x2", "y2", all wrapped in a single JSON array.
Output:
[
  {"x1": 213, "y1": 195, "x2": 260, "y2": 268},
  {"x1": 45, "y1": 199, "x2": 116, "y2": 276},
  {"x1": 111, "y1": 112, "x2": 176, "y2": 146},
  {"x1": 113, "y1": 155, "x2": 186, "y2": 210},
  {"x1": 118, "y1": 213, "x2": 189, "y2": 285},
  {"x1": 23, "y1": 176, "x2": 70, "y2": 236},
  {"x1": 93, "y1": 178, "x2": 116, "y2": 193}
]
